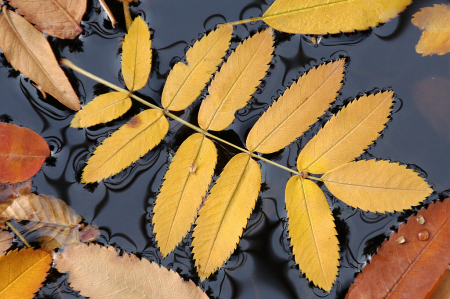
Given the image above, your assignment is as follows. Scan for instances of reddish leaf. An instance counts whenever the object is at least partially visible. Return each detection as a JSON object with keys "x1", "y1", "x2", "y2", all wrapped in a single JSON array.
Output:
[
  {"x1": 346, "y1": 198, "x2": 450, "y2": 299},
  {"x1": 0, "y1": 179, "x2": 32, "y2": 202},
  {"x1": 0, "y1": 123, "x2": 50, "y2": 184}
]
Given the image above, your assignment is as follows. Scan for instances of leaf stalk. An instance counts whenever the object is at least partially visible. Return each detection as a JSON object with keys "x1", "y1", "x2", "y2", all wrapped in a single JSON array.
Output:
[{"x1": 6, "y1": 221, "x2": 30, "y2": 248}]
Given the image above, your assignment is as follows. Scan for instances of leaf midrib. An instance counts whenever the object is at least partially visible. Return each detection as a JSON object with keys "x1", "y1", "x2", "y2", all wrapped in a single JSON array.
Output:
[{"x1": 263, "y1": 0, "x2": 349, "y2": 20}]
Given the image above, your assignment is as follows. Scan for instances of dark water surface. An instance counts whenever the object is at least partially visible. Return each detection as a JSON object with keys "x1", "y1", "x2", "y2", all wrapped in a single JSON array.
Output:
[{"x1": 1, "y1": 0, "x2": 450, "y2": 298}]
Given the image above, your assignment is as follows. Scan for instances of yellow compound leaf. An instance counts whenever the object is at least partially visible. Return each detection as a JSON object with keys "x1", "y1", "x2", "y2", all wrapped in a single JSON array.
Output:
[
  {"x1": 322, "y1": 160, "x2": 433, "y2": 213},
  {"x1": 71, "y1": 92, "x2": 132, "y2": 128},
  {"x1": 153, "y1": 133, "x2": 217, "y2": 257},
  {"x1": 82, "y1": 109, "x2": 169, "y2": 183},
  {"x1": 162, "y1": 25, "x2": 233, "y2": 111},
  {"x1": 192, "y1": 153, "x2": 261, "y2": 280},
  {"x1": 246, "y1": 59, "x2": 345, "y2": 154},
  {"x1": 0, "y1": 6, "x2": 80, "y2": 110},
  {"x1": 297, "y1": 91, "x2": 393, "y2": 174},
  {"x1": 122, "y1": 16, "x2": 151, "y2": 91},
  {"x1": 411, "y1": 4, "x2": 450, "y2": 56},
  {"x1": 285, "y1": 176, "x2": 339, "y2": 292},
  {"x1": 198, "y1": 28, "x2": 273, "y2": 131},
  {"x1": 260, "y1": 0, "x2": 412, "y2": 34},
  {"x1": 0, "y1": 248, "x2": 52, "y2": 299},
  {"x1": 54, "y1": 243, "x2": 209, "y2": 299}
]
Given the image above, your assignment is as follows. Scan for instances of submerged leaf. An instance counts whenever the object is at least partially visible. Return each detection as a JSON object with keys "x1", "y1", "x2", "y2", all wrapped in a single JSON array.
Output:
[
  {"x1": 285, "y1": 176, "x2": 339, "y2": 292},
  {"x1": 162, "y1": 25, "x2": 233, "y2": 111},
  {"x1": 322, "y1": 160, "x2": 433, "y2": 212},
  {"x1": 0, "y1": 6, "x2": 80, "y2": 110},
  {"x1": 0, "y1": 179, "x2": 32, "y2": 202},
  {"x1": 54, "y1": 243, "x2": 209, "y2": 299},
  {"x1": 198, "y1": 28, "x2": 273, "y2": 131},
  {"x1": 192, "y1": 153, "x2": 261, "y2": 280},
  {"x1": 153, "y1": 133, "x2": 216, "y2": 257},
  {"x1": 246, "y1": 59, "x2": 345, "y2": 154},
  {"x1": 82, "y1": 109, "x2": 169, "y2": 183}
]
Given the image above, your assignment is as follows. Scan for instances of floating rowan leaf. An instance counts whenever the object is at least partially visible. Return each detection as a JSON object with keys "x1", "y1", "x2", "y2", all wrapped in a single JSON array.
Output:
[
  {"x1": 322, "y1": 160, "x2": 433, "y2": 213},
  {"x1": 0, "y1": 123, "x2": 50, "y2": 184},
  {"x1": 162, "y1": 25, "x2": 233, "y2": 111},
  {"x1": 254, "y1": 0, "x2": 411, "y2": 34},
  {"x1": 192, "y1": 153, "x2": 261, "y2": 280},
  {"x1": 411, "y1": 4, "x2": 450, "y2": 56},
  {"x1": 0, "y1": 179, "x2": 32, "y2": 202},
  {"x1": 297, "y1": 91, "x2": 393, "y2": 174},
  {"x1": 82, "y1": 109, "x2": 169, "y2": 183},
  {"x1": 0, "y1": 248, "x2": 52, "y2": 299},
  {"x1": 71, "y1": 92, "x2": 132, "y2": 128},
  {"x1": 0, "y1": 6, "x2": 80, "y2": 110},
  {"x1": 285, "y1": 176, "x2": 339, "y2": 292},
  {"x1": 198, "y1": 28, "x2": 273, "y2": 131},
  {"x1": 54, "y1": 242, "x2": 209, "y2": 299},
  {"x1": 153, "y1": 133, "x2": 217, "y2": 257},
  {"x1": 122, "y1": 16, "x2": 151, "y2": 92},
  {"x1": 246, "y1": 59, "x2": 345, "y2": 154},
  {"x1": 345, "y1": 197, "x2": 450, "y2": 299},
  {"x1": 0, "y1": 230, "x2": 13, "y2": 253},
  {"x1": 8, "y1": 0, "x2": 86, "y2": 39}
]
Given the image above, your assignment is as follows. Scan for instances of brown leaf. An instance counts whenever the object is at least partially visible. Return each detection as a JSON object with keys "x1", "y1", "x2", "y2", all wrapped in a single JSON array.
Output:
[
  {"x1": 0, "y1": 230, "x2": 13, "y2": 253},
  {"x1": 345, "y1": 198, "x2": 450, "y2": 299},
  {"x1": 8, "y1": 0, "x2": 87, "y2": 39},
  {"x1": 0, "y1": 179, "x2": 32, "y2": 202},
  {"x1": 0, "y1": 6, "x2": 80, "y2": 110},
  {"x1": 428, "y1": 268, "x2": 450, "y2": 299}
]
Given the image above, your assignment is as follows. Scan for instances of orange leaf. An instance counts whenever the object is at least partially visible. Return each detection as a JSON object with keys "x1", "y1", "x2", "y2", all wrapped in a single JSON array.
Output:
[
  {"x1": 346, "y1": 197, "x2": 450, "y2": 299},
  {"x1": 0, "y1": 123, "x2": 50, "y2": 184}
]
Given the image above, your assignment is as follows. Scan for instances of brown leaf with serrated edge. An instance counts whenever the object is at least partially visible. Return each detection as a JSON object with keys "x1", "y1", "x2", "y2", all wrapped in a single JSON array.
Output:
[
  {"x1": 0, "y1": 230, "x2": 13, "y2": 253},
  {"x1": 0, "y1": 179, "x2": 32, "y2": 202},
  {"x1": 345, "y1": 198, "x2": 450, "y2": 299},
  {"x1": 0, "y1": 123, "x2": 50, "y2": 184},
  {"x1": 8, "y1": 0, "x2": 86, "y2": 39},
  {"x1": 0, "y1": 6, "x2": 80, "y2": 110}
]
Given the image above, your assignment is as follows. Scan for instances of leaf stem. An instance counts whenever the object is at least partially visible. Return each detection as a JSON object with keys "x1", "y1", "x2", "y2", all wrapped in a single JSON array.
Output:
[
  {"x1": 6, "y1": 221, "x2": 30, "y2": 248},
  {"x1": 224, "y1": 17, "x2": 264, "y2": 27},
  {"x1": 122, "y1": 1, "x2": 132, "y2": 31}
]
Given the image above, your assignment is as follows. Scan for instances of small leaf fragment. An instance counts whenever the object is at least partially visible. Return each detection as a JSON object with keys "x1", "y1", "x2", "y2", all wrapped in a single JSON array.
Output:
[
  {"x1": 0, "y1": 230, "x2": 13, "y2": 253},
  {"x1": 0, "y1": 179, "x2": 32, "y2": 202}
]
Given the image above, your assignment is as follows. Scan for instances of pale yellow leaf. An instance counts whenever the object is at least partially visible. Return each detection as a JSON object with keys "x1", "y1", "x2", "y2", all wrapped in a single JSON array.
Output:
[
  {"x1": 285, "y1": 176, "x2": 339, "y2": 292},
  {"x1": 153, "y1": 133, "x2": 216, "y2": 257},
  {"x1": 412, "y1": 4, "x2": 450, "y2": 56},
  {"x1": 162, "y1": 25, "x2": 233, "y2": 111},
  {"x1": 54, "y1": 243, "x2": 209, "y2": 299},
  {"x1": 0, "y1": 230, "x2": 13, "y2": 253},
  {"x1": 71, "y1": 92, "x2": 132, "y2": 127},
  {"x1": 261, "y1": 0, "x2": 412, "y2": 34},
  {"x1": 322, "y1": 160, "x2": 433, "y2": 212},
  {"x1": 198, "y1": 28, "x2": 273, "y2": 131},
  {"x1": 0, "y1": 248, "x2": 52, "y2": 299},
  {"x1": 82, "y1": 109, "x2": 169, "y2": 183},
  {"x1": 246, "y1": 59, "x2": 345, "y2": 154},
  {"x1": 122, "y1": 16, "x2": 151, "y2": 91},
  {"x1": 192, "y1": 153, "x2": 261, "y2": 280},
  {"x1": 297, "y1": 91, "x2": 393, "y2": 174},
  {"x1": 0, "y1": 6, "x2": 80, "y2": 110}
]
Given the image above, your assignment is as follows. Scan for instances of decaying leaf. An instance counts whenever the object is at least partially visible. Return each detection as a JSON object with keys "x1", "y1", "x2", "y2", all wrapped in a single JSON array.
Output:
[
  {"x1": 246, "y1": 59, "x2": 345, "y2": 154},
  {"x1": 412, "y1": 4, "x2": 450, "y2": 56},
  {"x1": 345, "y1": 197, "x2": 450, "y2": 298},
  {"x1": 0, "y1": 230, "x2": 13, "y2": 253},
  {"x1": 0, "y1": 6, "x2": 80, "y2": 110},
  {"x1": 0, "y1": 248, "x2": 52, "y2": 299},
  {"x1": 0, "y1": 179, "x2": 32, "y2": 202},
  {"x1": 54, "y1": 242, "x2": 209, "y2": 299},
  {"x1": 198, "y1": 28, "x2": 274, "y2": 131},
  {"x1": 192, "y1": 153, "x2": 261, "y2": 280},
  {"x1": 153, "y1": 133, "x2": 217, "y2": 257},
  {"x1": 0, "y1": 123, "x2": 50, "y2": 184},
  {"x1": 8, "y1": 0, "x2": 87, "y2": 39},
  {"x1": 82, "y1": 109, "x2": 169, "y2": 183},
  {"x1": 162, "y1": 25, "x2": 233, "y2": 111}
]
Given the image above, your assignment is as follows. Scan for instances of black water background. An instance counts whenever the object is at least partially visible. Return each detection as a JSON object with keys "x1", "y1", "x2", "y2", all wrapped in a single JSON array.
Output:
[{"x1": 1, "y1": 0, "x2": 450, "y2": 298}]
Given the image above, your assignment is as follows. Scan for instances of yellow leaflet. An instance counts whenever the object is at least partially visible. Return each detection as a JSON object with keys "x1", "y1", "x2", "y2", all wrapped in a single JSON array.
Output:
[
  {"x1": 162, "y1": 25, "x2": 233, "y2": 111},
  {"x1": 198, "y1": 28, "x2": 273, "y2": 131},
  {"x1": 0, "y1": 248, "x2": 52, "y2": 299},
  {"x1": 322, "y1": 160, "x2": 433, "y2": 212},
  {"x1": 246, "y1": 59, "x2": 345, "y2": 154},
  {"x1": 285, "y1": 176, "x2": 339, "y2": 292},
  {"x1": 261, "y1": 0, "x2": 412, "y2": 34},
  {"x1": 153, "y1": 133, "x2": 217, "y2": 257},
  {"x1": 82, "y1": 109, "x2": 169, "y2": 183},
  {"x1": 71, "y1": 92, "x2": 132, "y2": 128},
  {"x1": 122, "y1": 16, "x2": 152, "y2": 91},
  {"x1": 192, "y1": 153, "x2": 261, "y2": 280},
  {"x1": 297, "y1": 91, "x2": 393, "y2": 174}
]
